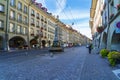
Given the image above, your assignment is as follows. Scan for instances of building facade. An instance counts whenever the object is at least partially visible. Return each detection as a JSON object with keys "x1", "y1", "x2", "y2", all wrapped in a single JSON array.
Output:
[
  {"x1": 90, "y1": 0, "x2": 120, "y2": 51},
  {"x1": 0, "y1": 0, "x2": 89, "y2": 51}
]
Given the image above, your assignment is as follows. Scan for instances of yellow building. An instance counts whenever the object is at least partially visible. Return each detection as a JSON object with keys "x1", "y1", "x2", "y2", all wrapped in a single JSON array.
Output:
[
  {"x1": 0, "y1": 0, "x2": 57, "y2": 50},
  {"x1": 0, "y1": 0, "x2": 88, "y2": 50},
  {"x1": 90, "y1": 0, "x2": 104, "y2": 49}
]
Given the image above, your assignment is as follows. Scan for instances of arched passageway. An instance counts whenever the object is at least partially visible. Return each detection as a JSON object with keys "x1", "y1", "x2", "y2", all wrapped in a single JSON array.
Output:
[
  {"x1": 30, "y1": 39, "x2": 38, "y2": 48},
  {"x1": 9, "y1": 36, "x2": 26, "y2": 49},
  {"x1": 0, "y1": 36, "x2": 3, "y2": 50},
  {"x1": 111, "y1": 31, "x2": 120, "y2": 51}
]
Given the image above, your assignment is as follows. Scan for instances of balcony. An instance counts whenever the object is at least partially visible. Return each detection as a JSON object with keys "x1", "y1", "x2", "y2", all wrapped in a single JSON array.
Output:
[
  {"x1": 31, "y1": 23, "x2": 35, "y2": 26},
  {"x1": 31, "y1": 33, "x2": 34, "y2": 36},
  {"x1": 23, "y1": 22, "x2": 28, "y2": 25},
  {"x1": 23, "y1": 11, "x2": 28, "y2": 14},
  {"x1": 36, "y1": 17, "x2": 40, "y2": 19},
  {"x1": 41, "y1": 19, "x2": 44, "y2": 21},
  {"x1": 31, "y1": 14, "x2": 35, "y2": 16},
  {"x1": 44, "y1": 21, "x2": 47, "y2": 24},
  {"x1": 17, "y1": 8, "x2": 22, "y2": 11},
  {"x1": 36, "y1": 25, "x2": 40, "y2": 28},
  {"x1": 17, "y1": 19, "x2": 22, "y2": 23},
  {"x1": 10, "y1": 4, "x2": 16, "y2": 8},
  {"x1": 9, "y1": 16, "x2": 16, "y2": 21}
]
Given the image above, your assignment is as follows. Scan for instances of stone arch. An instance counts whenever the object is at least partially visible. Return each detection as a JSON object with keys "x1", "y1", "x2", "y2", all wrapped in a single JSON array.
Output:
[
  {"x1": 9, "y1": 36, "x2": 26, "y2": 49},
  {"x1": 111, "y1": 31, "x2": 120, "y2": 51},
  {"x1": 0, "y1": 36, "x2": 3, "y2": 50},
  {"x1": 30, "y1": 39, "x2": 38, "y2": 48},
  {"x1": 41, "y1": 40, "x2": 46, "y2": 48}
]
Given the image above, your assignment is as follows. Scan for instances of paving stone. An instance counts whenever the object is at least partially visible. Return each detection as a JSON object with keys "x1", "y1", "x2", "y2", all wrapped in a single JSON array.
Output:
[{"x1": 0, "y1": 47, "x2": 119, "y2": 80}]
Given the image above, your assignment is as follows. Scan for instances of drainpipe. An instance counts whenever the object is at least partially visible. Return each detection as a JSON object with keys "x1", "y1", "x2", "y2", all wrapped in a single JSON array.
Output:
[{"x1": 5, "y1": 0, "x2": 9, "y2": 51}]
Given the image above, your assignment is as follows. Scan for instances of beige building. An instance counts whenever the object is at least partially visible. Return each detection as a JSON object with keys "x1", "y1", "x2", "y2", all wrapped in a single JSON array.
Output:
[
  {"x1": 90, "y1": 0, "x2": 105, "y2": 49},
  {"x1": 0, "y1": 0, "x2": 88, "y2": 51},
  {"x1": 90, "y1": 0, "x2": 120, "y2": 51},
  {"x1": 0, "y1": 0, "x2": 7, "y2": 50}
]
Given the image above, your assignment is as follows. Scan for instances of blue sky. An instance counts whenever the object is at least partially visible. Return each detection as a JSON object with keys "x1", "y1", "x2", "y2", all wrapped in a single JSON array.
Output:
[{"x1": 36, "y1": 0, "x2": 92, "y2": 39}]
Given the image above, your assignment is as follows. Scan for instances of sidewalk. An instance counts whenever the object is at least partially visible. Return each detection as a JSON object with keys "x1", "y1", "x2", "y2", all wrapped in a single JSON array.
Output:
[{"x1": 80, "y1": 49, "x2": 120, "y2": 80}]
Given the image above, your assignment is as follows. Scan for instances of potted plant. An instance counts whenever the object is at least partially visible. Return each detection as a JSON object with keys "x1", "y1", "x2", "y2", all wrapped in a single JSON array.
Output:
[
  {"x1": 107, "y1": 51, "x2": 120, "y2": 66},
  {"x1": 100, "y1": 49, "x2": 109, "y2": 58}
]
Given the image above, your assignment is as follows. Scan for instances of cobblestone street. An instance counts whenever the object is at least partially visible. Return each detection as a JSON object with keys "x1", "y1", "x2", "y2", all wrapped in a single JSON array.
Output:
[{"x1": 0, "y1": 46, "x2": 119, "y2": 80}]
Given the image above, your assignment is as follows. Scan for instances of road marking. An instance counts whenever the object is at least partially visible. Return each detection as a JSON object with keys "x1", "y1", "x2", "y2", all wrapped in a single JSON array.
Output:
[{"x1": 112, "y1": 69, "x2": 120, "y2": 79}]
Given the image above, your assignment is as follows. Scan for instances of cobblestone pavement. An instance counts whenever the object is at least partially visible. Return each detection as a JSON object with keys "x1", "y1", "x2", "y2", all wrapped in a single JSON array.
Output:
[{"x1": 0, "y1": 47, "x2": 119, "y2": 80}]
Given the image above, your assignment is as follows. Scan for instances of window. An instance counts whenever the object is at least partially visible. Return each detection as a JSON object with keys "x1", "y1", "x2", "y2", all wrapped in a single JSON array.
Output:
[
  {"x1": 10, "y1": 10, "x2": 15, "y2": 19},
  {"x1": 31, "y1": 18, "x2": 34, "y2": 23},
  {"x1": 9, "y1": 23, "x2": 15, "y2": 32},
  {"x1": 36, "y1": 21, "x2": 39, "y2": 26},
  {"x1": 17, "y1": 25, "x2": 21, "y2": 33},
  {"x1": 37, "y1": 30, "x2": 39, "y2": 35},
  {"x1": 18, "y1": 2, "x2": 22, "y2": 10},
  {"x1": 17, "y1": 14, "x2": 22, "y2": 22},
  {"x1": 0, "y1": 4, "x2": 4, "y2": 12},
  {"x1": 36, "y1": 13, "x2": 39, "y2": 18},
  {"x1": 23, "y1": 27, "x2": 26, "y2": 34},
  {"x1": 31, "y1": 9, "x2": 35, "y2": 15},
  {"x1": 30, "y1": 28, "x2": 34, "y2": 34},
  {"x1": 24, "y1": 5, "x2": 27, "y2": 13},
  {"x1": 23, "y1": 16, "x2": 27, "y2": 24},
  {"x1": 0, "y1": 20, "x2": 4, "y2": 29},
  {"x1": 10, "y1": 0, "x2": 15, "y2": 6}
]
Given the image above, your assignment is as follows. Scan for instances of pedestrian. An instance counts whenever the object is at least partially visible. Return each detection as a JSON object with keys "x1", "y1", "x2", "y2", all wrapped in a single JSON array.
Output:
[{"x1": 88, "y1": 44, "x2": 93, "y2": 54}]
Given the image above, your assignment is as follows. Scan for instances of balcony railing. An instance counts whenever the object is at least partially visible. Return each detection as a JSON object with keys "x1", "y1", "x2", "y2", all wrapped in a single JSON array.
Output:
[
  {"x1": 31, "y1": 23, "x2": 35, "y2": 26},
  {"x1": 17, "y1": 19, "x2": 22, "y2": 23},
  {"x1": 31, "y1": 33, "x2": 34, "y2": 36},
  {"x1": 36, "y1": 17, "x2": 40, "y2": 19},
  {"x1": 9, "y1": 16, "x2": 16, "y2": 21},
  {"x1": 31, "y1": 14, "x2": 35, "y2": 17},
  {"x1": 10, "y1": 4, "x2": 16, "y2": 8}
]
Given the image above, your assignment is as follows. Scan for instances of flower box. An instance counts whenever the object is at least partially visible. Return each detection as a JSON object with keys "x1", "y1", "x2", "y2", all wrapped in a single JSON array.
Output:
[
  {"x1": 96, "y1": 26, "x2": 104, "y2": 33},
  {"x1": 117, "y1": 4, "x2": 120, "y2": 11}
]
